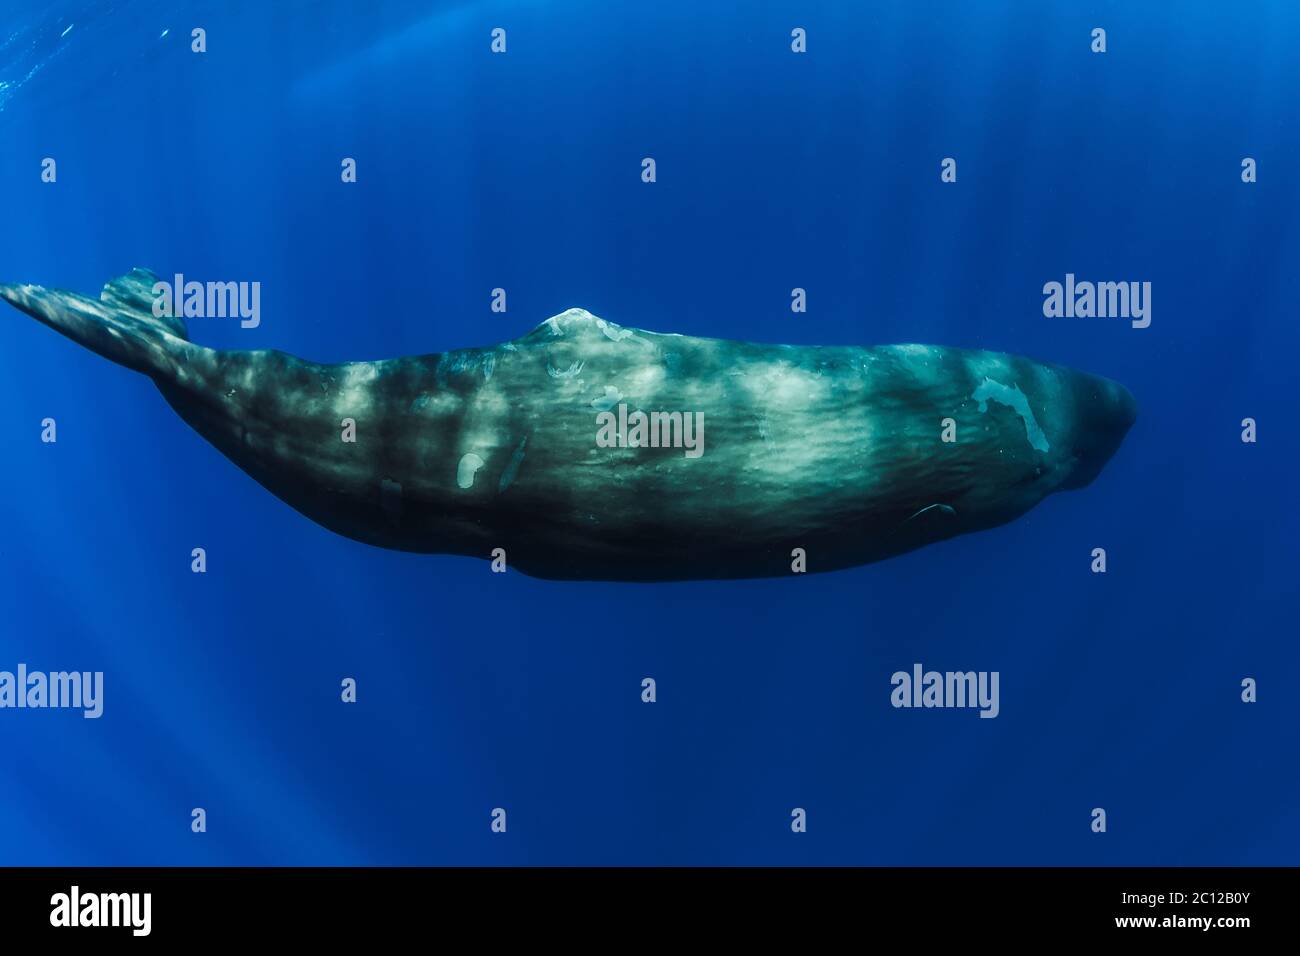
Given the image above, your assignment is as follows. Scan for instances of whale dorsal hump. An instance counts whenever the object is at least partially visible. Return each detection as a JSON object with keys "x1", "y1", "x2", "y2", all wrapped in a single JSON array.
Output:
[{"x1": 518, "y1": 308, "x2": 658, "y2": 348}]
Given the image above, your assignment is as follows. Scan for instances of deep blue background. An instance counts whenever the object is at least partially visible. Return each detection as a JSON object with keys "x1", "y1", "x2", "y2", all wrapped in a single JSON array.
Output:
[{"x1": 0, "y1": 0, "x2": 1295, "y2": 864}]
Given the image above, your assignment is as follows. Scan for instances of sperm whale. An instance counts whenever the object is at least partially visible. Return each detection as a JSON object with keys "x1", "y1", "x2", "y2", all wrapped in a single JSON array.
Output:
[{"x1": 1, "y1": 268, "x2": 1135, "y2": 581}]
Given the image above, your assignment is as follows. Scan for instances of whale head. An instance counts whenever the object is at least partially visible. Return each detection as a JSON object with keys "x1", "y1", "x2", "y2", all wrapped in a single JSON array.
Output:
[{"x1": 1058, "y1": 374, "x2": 1137, "y2": 490}]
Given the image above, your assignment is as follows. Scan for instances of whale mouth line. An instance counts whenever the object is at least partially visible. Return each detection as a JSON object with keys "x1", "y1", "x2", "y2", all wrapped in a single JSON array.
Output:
[{"x1": 902, "y1": 503, "x2": 957, "y2": 525}]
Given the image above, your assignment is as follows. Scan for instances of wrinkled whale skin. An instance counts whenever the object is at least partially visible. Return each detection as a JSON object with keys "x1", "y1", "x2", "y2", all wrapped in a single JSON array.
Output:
[{"x1": 1, "y1": 269, "x2": 1136, "y2": 581}]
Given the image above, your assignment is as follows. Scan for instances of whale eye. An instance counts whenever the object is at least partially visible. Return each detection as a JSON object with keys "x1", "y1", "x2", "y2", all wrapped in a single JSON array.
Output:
[{"x1": 380, "y1": 478, "x2": 403, "y2": 517}]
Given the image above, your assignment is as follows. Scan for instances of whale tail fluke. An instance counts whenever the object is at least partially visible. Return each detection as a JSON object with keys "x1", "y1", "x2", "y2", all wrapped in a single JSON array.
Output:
[
  {"x1": 0, "y1": 267, "x2": 192, "y2": 379},
  {"x1": 99, "y1": 268, "x2": 189, "y2": 340}
]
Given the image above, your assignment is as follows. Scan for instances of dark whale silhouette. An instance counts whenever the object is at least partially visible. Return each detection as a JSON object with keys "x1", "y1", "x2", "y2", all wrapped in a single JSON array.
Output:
[{"x1": 1, "y1": 268, "x2": 1135, "y2": 581}]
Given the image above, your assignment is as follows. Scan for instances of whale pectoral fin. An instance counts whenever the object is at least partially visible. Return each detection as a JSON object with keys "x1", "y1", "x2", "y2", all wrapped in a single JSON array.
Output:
[{"x1": 0, "y1": 268, "x2": 189, "y2": 378}]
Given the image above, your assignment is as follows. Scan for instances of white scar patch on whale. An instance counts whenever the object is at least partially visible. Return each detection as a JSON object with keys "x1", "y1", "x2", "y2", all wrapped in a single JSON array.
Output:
[
  {"x1": 595, "y1": 317, "x2": 652, "y2": 346},
  {"x1": 547, "y1": 360, "x2": 584, "y2": 379},
  {"x1": 590, "y1": 386, "x2": 623, "y2": 410},
  {"x1": 540, "y1": 308, "x2": 598, "y2": 336},
  {"x1": 456, "y1": 453, "x2": 485, "y2": 489},
  {"x1": 972, "y1": 377, "x2": 1050, "y2": 452}
]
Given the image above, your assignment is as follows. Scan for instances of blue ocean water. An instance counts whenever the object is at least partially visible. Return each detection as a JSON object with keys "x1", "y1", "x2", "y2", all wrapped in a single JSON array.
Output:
[{"x1": 0, "y1": 0, "x2": 1295, "y2": 865}]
